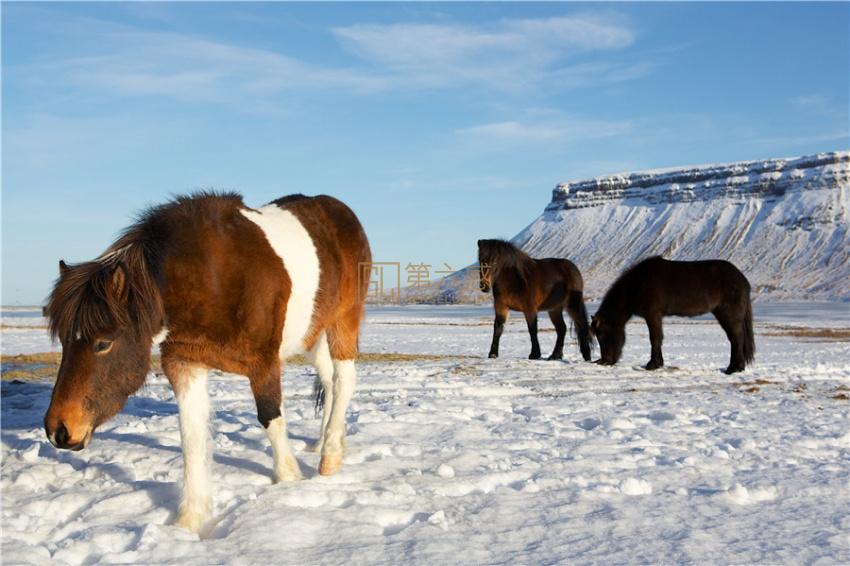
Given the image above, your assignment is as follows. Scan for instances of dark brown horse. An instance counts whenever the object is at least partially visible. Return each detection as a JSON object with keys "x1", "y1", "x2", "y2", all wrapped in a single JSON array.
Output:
[
  {"x1": 44, "y1": 192, "x2": 371, "y2": 533},
  {"x1": 478, "y1": 239, "x2": 592, "y2": 361},
  {"x1": 591, "y1": 256, "x2": 755, "y2": 374}
]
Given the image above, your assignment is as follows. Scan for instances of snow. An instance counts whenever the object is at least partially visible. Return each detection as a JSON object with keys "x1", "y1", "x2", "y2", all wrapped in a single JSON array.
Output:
[
  {"x1": 521, "y1": 152, "x2": 850, "y2": 301},
  {"x1": 428, "y1": 152, "x2": 849, "y2": 303},
  {"x1": 2, "y1": 304, "x2": 849, "y2": 564}
]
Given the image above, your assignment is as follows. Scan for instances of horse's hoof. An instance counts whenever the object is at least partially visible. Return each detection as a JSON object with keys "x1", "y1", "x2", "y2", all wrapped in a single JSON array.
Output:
[
  {"x1": 529, "y1": 353, "x2": 542, "y2": 360},
  {"x1": 644, "y1": 362, "x2": 662, "y2": 371},
  {"x1": 725, "y1": 366, "x2": 744, "y2": 375},
  {"x1": 547, "y1": 353, "x2": 563, "y2": 361},
  {"x1": 273, "y1": 454, "x2": 303, "y2": 483},
  {"x1": 175, "y1": 506, "x2": 210, "y2": 534},
  {"x1": 488, "y1": 352, "x2": 498, "y2": 359},
  {"x1": 318, "y1": 453, "x2": 342, "y2": 476}
]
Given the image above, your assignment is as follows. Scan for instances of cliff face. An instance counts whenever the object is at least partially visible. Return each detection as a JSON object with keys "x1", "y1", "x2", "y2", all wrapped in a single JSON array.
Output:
[
  {"x1": 513, "y1": 151, "x2": 849, "y2": 300},
  {"x1": 547, "y1": 153, "x2": 849, "y2": 211}
]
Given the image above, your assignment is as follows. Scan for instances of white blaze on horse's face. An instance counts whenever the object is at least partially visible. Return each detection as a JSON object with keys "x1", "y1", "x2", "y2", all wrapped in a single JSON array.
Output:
[{"x1": 240, "y1": 205, "x2": 320, "y2": 358}]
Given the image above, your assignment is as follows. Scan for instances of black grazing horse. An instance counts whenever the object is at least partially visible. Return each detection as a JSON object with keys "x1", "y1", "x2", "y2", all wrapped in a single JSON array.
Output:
[
  {"x1": 591, "y1": 256, "x2": 755, "y2": 374},
  {"x1": 478, "y1": 239, "x2": 592, "y2": 361}
]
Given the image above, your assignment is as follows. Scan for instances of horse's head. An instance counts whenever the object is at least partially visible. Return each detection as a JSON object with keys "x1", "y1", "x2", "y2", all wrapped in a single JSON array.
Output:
[
  {"x1": 590, "y1": 313, "x2": 624, "y2": 365},
  {"x1": 477, "y1": 240, "x2": 493, "y2": 292},
  {"x1": 44, "y1": 259, "x2": 160, "y2": 450}
]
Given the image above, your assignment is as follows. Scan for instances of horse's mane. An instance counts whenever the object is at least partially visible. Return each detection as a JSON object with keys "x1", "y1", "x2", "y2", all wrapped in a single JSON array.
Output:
[
  {"x1": 478, "y1": 239, "x2": 534, "y2": 284},
  {"x1": 46, "y1": 191, "x2": 243, "y2": 343},
  {"x1": 598, "y1": 256, "x2": 664, "y2": 317}
]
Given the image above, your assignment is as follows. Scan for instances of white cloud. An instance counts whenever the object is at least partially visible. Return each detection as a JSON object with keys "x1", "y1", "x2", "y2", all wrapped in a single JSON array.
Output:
[
  {"x1": 14, "y1": 11, "x2": 648, "y2": 107},
  {"x1": 332, "y1": 14, "x2": 639, "y2": 90},
  {"x1": 789, "y1": 94, "x2": 830, "y2": 107},
  {"x1": 58, "y1": 31, "x2": 388, "y2": 103},
  {"x1": 455, "y1": 114, "x2": 633, "y2": 148}
]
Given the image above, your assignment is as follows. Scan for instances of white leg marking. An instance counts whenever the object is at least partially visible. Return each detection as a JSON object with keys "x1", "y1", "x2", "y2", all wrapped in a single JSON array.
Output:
[
  {"x1": 240, "y1": 205, "x2": 320, "y2": 359},
  {"x1": 306, "y1": 333, "x2": 334, "y2": 453},
  {"x1": 266, "y1": 415, "x2": 302, "y2": 482},
  {"x1": 173, "y1": 366, "x2": 211, "y2": 534},
  {"x1": 319, "y1": 359, "x2": 356, "y2": 475}
]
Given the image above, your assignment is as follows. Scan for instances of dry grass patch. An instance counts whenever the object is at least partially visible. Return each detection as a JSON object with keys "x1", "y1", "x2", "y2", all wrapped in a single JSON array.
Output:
[
  {"x1": 288, "y1": 352, "x2": 474, "y2": 364},
  {"x1": 373, "y1": 321, "x2": 492, "y2": 327},
  {"x1": 737, "y1": 378, "x2": 778, "y2": 387},
  {"x1": 760, "y1": 326, "x2": 850, "y2": 340},
  {"x1": 1, "y1": 351, "x2": 474, "y2": 381},
  {"x1": 1, "y1": 353, "x2": 61, "y2": 381},
  {"x1": 357, "y1": 352, "x2": 476, "y2": 363},
  {"x1": 735, "y1": 378, "x2": 779, "y2": 394}
]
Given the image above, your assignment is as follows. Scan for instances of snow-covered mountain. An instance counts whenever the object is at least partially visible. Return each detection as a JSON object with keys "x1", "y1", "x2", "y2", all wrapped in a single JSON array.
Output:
[{"x1": 431, "y1": 151, "x2": 849, "y2": 302}]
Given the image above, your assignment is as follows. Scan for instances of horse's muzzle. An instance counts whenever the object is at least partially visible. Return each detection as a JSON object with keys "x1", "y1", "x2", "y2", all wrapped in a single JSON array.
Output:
[{"x1": 46, "y1": 421, "x2": 90, "y2": 451}]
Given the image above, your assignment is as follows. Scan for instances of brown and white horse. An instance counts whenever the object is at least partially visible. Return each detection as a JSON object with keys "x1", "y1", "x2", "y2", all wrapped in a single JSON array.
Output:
[{"x1": 44, "y1": 192, "x2": 371, "y2": 533}]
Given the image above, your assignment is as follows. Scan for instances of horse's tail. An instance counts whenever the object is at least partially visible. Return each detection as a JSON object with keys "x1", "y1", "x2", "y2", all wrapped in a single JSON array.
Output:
[
  {"x1": 742, "y1": 296, "x2": 755, "y2": 366},
  {"x1": 567, "y1": 289, "x2": 593, "y2": 361},
  {"x1": 313, "y1": 376, "x2": 325, "y2": 418}
]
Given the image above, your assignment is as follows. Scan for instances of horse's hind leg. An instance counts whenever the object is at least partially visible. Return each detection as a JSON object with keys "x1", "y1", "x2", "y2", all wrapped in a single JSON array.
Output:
[
  {"x1": 713, "y1": 307, "x2": 745, "y2": 374},
  {"x1": 525, "y1": 311, "x2": 542, "y2": 360},
  {"x1": 249, "y1": 359, "x2": 302, "y2": 483},
  {"x1": 306, "y1": 332, "x2": 334, "y2": 453},
  {"x1": 320, "y1": 309, "x2": 361, "y2": 476},
  {"x1": 547, "y1": 308, "x2": 566, "y2": 360},
  {"x1": 163, "y1": 359, "x2": 212, "y2": 534},
  {"x1": 644, "y1": 314, "x2": 664, "y2": 370}
]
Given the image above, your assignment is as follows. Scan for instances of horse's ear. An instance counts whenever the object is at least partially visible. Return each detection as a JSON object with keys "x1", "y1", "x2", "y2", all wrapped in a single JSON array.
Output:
[
  {"x1": 477, "y1": 239, "x2": 482, "y2": 247},
  {"x1": 110, "y1": 263, "x2": 129, "y2": 303},
  {"x1": 59, "y1": 260, "x2": 69, "y2": 275}
]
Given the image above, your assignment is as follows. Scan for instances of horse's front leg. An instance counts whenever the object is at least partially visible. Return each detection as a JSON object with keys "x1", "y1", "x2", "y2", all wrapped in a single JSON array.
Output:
[
  {"x1": 165, "y1": 360, "x2": 212, "y2": 534},
  {"x1": 547, "y1": 308, "x2": 567, "y2": 360},
  {"x1": 645, "y1": 315, "x2": 664, "y2": 370},
  {"x1": 488, "y1": 304, "x2": 508, "y2": 358},
  {"x1": 250, "y1": 362, "x2": 302, "y2": 484},
  {"x1": 525, "y1": 311, "x2": 542, "y2": 360}
]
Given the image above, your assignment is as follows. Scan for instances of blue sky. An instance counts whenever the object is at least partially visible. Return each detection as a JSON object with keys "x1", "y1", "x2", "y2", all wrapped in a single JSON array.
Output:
[{"x1": 2, "y1": 2, "x2": 848, "y2": 305}]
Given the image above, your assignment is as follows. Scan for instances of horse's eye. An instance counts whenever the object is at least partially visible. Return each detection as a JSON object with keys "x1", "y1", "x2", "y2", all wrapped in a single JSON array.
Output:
[{"x1": 93, "y1": 340, "x2": 113, "y2": 354}]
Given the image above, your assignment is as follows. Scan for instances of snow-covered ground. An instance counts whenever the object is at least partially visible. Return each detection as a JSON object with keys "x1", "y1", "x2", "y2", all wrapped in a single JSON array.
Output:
[{"x1": 2, "y1": 304, "x2": 849, "y2": 564}]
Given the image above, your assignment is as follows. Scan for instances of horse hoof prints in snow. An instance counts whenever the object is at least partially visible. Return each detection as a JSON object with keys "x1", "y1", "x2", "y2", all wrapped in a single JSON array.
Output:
[
  {"x1": 590, "y1": 256, "x2": 755, "y2": 374},
  {"x1": 43, "y1": 192, "x2": 371, "y2": 533},
  {"x1": 477, "y1": 239, "x2": 592, "y2": 362}
]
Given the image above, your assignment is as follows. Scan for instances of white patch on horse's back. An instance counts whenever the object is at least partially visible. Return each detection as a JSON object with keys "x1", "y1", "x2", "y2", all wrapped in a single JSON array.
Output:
[{"x1": 240, "y1": 204, "x2": 320, "y2": 358}]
